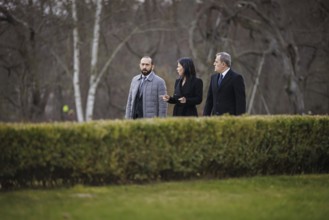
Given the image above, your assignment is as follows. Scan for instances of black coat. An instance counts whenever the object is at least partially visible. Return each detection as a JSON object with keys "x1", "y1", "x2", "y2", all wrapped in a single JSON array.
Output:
[
  {"x1": 203, "y1": 69, "x2": 246, "y2": 116},
  {"x1": 168, "y1": 77, "x2": 203, "y2": 116}
]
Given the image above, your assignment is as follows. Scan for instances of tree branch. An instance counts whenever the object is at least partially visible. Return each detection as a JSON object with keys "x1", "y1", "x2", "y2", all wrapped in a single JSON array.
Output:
[
  {"x1": 50, "y1": 49, "x2": 71, "y2": 78},
  {"x1": 95, "y1": 27, "x2": 139, "y2": 86}
]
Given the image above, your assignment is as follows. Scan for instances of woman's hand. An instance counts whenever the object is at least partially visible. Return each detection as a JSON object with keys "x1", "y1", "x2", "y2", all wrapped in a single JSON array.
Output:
[
  {"x1": 178, "y1": 97, "x2": 186, "y2": 103},
  {"x1": 162, "y1": 94, "x2": 170, "y2": 102}
]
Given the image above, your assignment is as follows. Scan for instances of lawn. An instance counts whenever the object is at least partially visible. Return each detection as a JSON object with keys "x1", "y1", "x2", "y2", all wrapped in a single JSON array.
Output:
[{"x1": 1, "y1": 175, "x2": 328, "y2": 220}]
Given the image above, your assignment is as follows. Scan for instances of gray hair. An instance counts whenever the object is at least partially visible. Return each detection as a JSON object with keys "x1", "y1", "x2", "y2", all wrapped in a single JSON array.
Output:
[{"x1": 216, "y1": 52, "x2": 231, "y2": 67}]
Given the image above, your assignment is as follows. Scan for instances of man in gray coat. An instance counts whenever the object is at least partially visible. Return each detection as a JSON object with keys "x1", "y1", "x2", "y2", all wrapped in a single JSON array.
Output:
[{"x1": 125, "y1": 56, "x2": 167, "y2": 119}]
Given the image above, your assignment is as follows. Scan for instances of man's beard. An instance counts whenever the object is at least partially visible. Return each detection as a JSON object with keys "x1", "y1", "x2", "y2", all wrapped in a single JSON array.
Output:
[{"x1": 141, "y1": 69, "x2": 152, "y2": 76}]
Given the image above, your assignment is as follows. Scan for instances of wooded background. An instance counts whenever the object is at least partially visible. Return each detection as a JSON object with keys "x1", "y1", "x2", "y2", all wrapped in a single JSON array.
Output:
[{"x1": 0, "y1": 0, "x2": 328, "y2": 122}]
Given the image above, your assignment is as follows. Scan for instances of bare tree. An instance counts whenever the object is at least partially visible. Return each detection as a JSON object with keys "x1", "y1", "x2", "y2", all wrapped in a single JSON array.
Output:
[
  {"x1": 71, "y1": 0, "x2": 84, "y2": 122},
  {"x1": 187, "y1": 0, "x2": 326, "y2": 114},
  {"x1": 70, "y1": 0, "x2": 142, "y2": 121},
  {"x1": 0, "y1": 4, "x2": 50, "y2": 121},
  {"x1": 0, "y1": 0, "x2": 327, "y2": 121}
]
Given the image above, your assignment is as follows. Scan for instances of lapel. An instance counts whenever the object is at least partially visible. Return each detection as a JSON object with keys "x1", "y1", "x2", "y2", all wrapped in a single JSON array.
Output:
[
  {"x1": 217, "y1": 69, "x2": 233, "y2": 92},
  {"x1": 143, "y1": 71, "x2": 155, "y2": 94},
  {"x1": 174, "y1": 78, "x2": 183, "y2": 97},
  {"x1": 214, "y1": 73, "x2": 220, "y2": 90},
  {"x1": 141, "y1": 71, "x2": 155, "y2": 95},
  {"x1": 147, "y1": 72, "x2": 155, "y2": 82},
  {"x1": 182, "y1": 77, "x2": 194, "y2": 95},
  {"x1": 132, "y1": 72, "x2": 155, "y2": 100},
  {"x1": 132, "y1": 76, "x2": 141, "y2": 99},
  {"x1": 175, "y1": 77, "x2": 194, "y2": 97}
]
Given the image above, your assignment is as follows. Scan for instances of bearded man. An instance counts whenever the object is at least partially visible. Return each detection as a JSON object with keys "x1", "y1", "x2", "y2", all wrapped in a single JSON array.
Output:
[{"x1": 125, "y1": 56, "x2": 167, "y2": 119}]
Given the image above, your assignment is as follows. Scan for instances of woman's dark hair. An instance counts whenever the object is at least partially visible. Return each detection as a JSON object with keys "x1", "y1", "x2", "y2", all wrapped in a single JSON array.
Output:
[{"x1": 178, "y1": 57, "x2": 196, "y2": 79}]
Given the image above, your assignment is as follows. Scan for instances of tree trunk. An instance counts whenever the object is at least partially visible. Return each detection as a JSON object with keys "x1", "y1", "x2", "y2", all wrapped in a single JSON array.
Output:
[
  {"x1": 85, "y1": 0, "x2": 103, "y2": 121},
  {"x1": 72, "y1": 0, "x2": 84, "y2": 122},
  {"x1": 248, "y1": 53, "x2": 266, "y2": 114},
  {"x1": 282, "y1": 52, "x2": 305, "y2": 114}
]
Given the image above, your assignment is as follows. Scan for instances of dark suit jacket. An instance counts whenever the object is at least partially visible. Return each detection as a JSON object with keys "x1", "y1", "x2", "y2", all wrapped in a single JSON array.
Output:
[
  {"x1": 168, "y1": 77, "x2": 203, "y2": 116},
  {"x1": 203, "y1": 69, "x2": 246, "y2": 116}
]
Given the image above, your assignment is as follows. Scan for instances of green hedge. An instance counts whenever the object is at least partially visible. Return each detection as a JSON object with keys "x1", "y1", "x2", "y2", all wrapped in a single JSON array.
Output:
[{"x1": 0, "y1": 116, "x2": 329, "y2": 189}]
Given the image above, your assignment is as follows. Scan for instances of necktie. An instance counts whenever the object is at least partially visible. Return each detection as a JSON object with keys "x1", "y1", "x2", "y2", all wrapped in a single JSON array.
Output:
[
  {"x1": 139, "y1": 76, "x2": 146, "y2": 97},
  {"x1": 218, "y1": 74, "x2": 223, "y2": 87}
]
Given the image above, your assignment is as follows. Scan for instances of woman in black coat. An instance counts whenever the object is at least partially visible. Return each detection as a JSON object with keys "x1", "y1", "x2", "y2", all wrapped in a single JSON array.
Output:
[{"x1": 163, "y1": 57, "x2": 203, "y2": 116}]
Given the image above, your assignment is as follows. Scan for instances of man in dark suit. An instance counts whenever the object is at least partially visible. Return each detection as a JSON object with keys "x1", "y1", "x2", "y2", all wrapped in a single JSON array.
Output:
[{"x1": 203, "y1": 52, "x2": 246, "y2": 116}]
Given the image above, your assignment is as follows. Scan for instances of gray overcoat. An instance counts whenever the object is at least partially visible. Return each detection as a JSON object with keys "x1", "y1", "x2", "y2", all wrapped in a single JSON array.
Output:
[{"x1": 125, "y1": 71, "x2": 167, "y2": 118}]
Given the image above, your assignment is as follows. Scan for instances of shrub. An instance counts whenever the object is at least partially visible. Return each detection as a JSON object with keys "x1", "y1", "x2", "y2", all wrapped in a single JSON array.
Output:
[{"x1": 0, "y1": 116, "x2": 328, "y2": 189}]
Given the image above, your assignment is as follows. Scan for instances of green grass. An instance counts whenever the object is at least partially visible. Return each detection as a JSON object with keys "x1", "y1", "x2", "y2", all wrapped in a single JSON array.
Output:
[{"x1": 1, "y1": 175, "x2": 329, "y2": 220}]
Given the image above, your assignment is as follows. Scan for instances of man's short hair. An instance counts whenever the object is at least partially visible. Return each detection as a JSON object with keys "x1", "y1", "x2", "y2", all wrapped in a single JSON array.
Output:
[
  {"x1": 141, "y1": 56, "x2": 153, "y2": 65},
  {"x1": 216, "y1": 52, "x2": 231, "y2": 67}
]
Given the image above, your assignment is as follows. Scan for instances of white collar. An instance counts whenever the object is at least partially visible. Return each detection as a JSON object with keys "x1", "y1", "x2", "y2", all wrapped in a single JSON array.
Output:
[
  {"x1": 221, "y1": 68, "x2": 230, "y2": 78},
  {"x1": 140, "y1": 74, "x2": 149, "y2": 80}
]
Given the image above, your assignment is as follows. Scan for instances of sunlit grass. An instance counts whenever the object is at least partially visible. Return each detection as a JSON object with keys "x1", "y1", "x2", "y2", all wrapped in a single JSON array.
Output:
[{"x1": 1, "y1": 175, "x2": 328, "y2": 220}]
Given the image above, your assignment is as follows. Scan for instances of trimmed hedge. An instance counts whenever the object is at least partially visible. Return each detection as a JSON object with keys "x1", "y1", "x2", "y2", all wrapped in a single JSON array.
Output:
[{"x1": 0, "y1": 116, "x2": 329, "y2": 189}]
